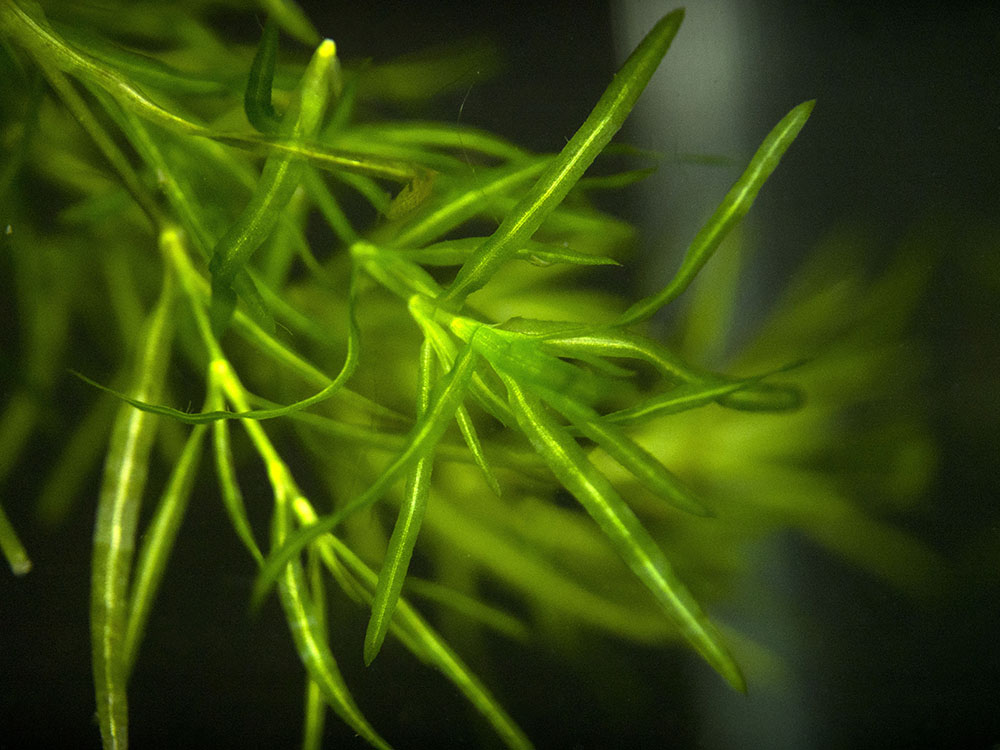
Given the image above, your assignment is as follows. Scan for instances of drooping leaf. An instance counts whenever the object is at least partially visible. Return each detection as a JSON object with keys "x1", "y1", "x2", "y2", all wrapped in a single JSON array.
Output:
[
  {"x1": 72, "y1": 263, "x2": 361, "y2": 427},
  {"x1": 364, "y1": 340, "x2": 436, "y2": 665},
  {"x1": 252, "y1": 342, "x2": 478, "y2": 606},
  {"x1": 500, "y1": 373, "x2": 746, "y2": 692}
]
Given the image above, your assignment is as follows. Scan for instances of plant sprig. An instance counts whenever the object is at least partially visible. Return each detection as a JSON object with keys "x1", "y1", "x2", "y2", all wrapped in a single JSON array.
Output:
[{"x1": 0, "y1": 2, "x2": 839, "y2": 748}]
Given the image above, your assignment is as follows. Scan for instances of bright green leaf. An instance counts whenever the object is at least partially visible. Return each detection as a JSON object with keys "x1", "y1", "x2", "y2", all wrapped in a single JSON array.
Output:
[
  {"x1": 500, "y1": 373, "x2": 745, "y2": 692},
  {"x1": 443, "y1": 10, "x2": 684, "y2": 302}
]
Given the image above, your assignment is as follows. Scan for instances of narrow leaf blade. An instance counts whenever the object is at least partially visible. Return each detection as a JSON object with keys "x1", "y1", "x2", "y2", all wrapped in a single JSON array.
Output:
[
  {"x1": 538, "y1": 386, "x2": 711, "y2": 516},
  {"x1": 244, "y1": 18, "x2": 281, "y2": 133},
  {"x1": 364, "y1": 340, "x2": 436, "y2": 664},
  {"x1": 123, "y1": 423, "x2": 207, "y2": 676},
  {"x1": 619, "y1": 99, "x2": 816, "y2": 325},
  {"x1": 278, "y1": 556, "x2": 392, "y2": 749},
  {"x1": 443, "y1": 10, "x2": 684, "y2": 302},
  {"x1": 90, "y1": 273, "x2": 176, "y2": 750},
  {"x1": 252, "y1": 342, "x2": 477, "y2": 606},
  {"x1": 501, "y1": 374, "x2": 745, "y2": 692},
  {"x1": 210, "y1": 38, "x2": 338, "y2": 325},
  {"x1": 326, "y1": 537, "x2": 534, "y2": 750},
  {"x1": 0, "y1": 503, "x2": 31, "y2": 575}
]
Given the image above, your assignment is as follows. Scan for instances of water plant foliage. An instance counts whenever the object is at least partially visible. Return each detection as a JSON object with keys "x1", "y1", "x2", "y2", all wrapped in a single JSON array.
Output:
[{"x1": 0, "y1": 1, "x2": 938, "y2": 747}]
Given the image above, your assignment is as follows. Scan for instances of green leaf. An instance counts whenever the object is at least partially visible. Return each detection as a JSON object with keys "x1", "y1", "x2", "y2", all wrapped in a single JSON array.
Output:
[
  {"x1": 322, "y1": 59, "x2": 363, "y2": 137},
  {"x1": 397, "y1": 237, "x2": 618, "y2": 268},
  {"x1": 408, "y1": 297, "x2": 517, "y2": 428},
  {"x1": 341, "y1": 121, "x2": 528, "y2": 162},
  {"x1": 601, "y1": 371, "x2": 787, "y2": 425},
  {"x1": 426, "y1": 494, "x2": 673, "y2": 642},
  {"x1": 453, "y1": 404, "x2": 502, "y2": 496},
  {"x1": 252, "y1": 341, "x2": 478, "y2": 607},
  {"x1": 275, "y1": 531, "x2": 392, "y2": 749},
  {"x1": 123, "y1": 421, "x2": 208, "y2": 677},
  {"x1": 442, "y1": 10, "x2": 684, "y2": 302},
  {"x1": 90, "y1": 271, "x2": 177, "y2": 750},
  {"x1": 618, "y1": 99, "x2": 816, "y2": 325},
  {"x1": 540, "y1": 327, "x2": 803, "y2": 413},
  {"x1": 272, "y1": 482, "x2": 389, "y2": 750},
  {"x1": 353, "y1": 242, "x2": 443, "y2": 299},
  {"x1": 302, "y1": 558, "x2": 328, "y2": 750},
  {"x1": 460, "y1": 322, "x2": 618, "y2": 407},
  {"x1": 220, "y1": 134, "x2": 429, "y2": 185},
  {"x1": 210, "y1": 385, "x2": 264, "y2": 565},
  {"x1": 49, "y1": 21, "x2": 230, "y2": 97},
  {"x1": 534, "y1": 385, "x2": 712, "y2": 516},
  {"x1": 364, "y1": 340, "x2": 436, "y2": 665},
  {"x1": 540, "y1": 327, "x2": 704, "y2": 382},
  {"x1": 259, "y1": 0, "x2": 320, "y2": 46},
  {"x1": 0, "y1": 2, "x2": 169, "y2": 220},
  {"x1": 72, "y1": 370, "x2": 354, "y2": 425},
  {"x1": 500, "y1": 373, "x2": 745, "y2": 692},
  {"x1": 161, "y1": 228, "x2": 396, "y2": 430},
  {"x1": 113, "y1": 109, "x2": 219, "y2": 261},
  {"x1": 325, "y1": 537, "x2": 534, "y2": 750},
  {"x1": 389, "y1": 157, "x2": 550, "y2": 249},
  {"x1": 209, "y1": 37, "x2": 338, "y2": 324},
  {"x1": 244, "y1": 17, "x2": 281, "y2": 133},
  {"x1": 401, "y1": 577, "x2": 528, "y2": 641},
  {"x1": 34, "y1": 372, "x2": 116, "y2": 526},
  {"x1": 576, "y1": 166, "x2": 656, "y2": 191},
  {"x1": 302, "y1": 166, "x2": 361, "y2": 244},
  {"x1": 72, "y1": 261, "x2": 361, "y2": 427}
]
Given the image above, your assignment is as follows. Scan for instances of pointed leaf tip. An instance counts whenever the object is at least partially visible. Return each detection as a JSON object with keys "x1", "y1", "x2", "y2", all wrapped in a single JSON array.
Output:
[{"x1": 618, "y1": 97, "x2": 816, "y2": 326}]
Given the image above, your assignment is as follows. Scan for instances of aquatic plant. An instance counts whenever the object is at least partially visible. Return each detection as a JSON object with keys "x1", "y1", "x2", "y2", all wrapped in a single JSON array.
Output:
[{"x1": 0, "y1": 1, "x2": 937, "y2": 747}]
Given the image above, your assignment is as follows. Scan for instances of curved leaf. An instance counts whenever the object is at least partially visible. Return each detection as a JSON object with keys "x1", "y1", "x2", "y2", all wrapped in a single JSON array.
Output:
[
  {"x1": 618, "y1": 99, "x2": 815, "y2": 325},
  {"x1": 500, "y1": 374, "x2": 745, "y2": 692}
]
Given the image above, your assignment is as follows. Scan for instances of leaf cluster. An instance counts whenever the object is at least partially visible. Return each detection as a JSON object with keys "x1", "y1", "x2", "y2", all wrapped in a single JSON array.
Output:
[{"x1": 0, "y1": 1, "x2": 821, "y2": 747}]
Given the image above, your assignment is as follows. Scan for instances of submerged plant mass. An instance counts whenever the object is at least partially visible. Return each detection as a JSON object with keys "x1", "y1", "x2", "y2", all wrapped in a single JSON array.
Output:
[{"x1": 0, "y1": 1, "x2": 938, "y2": 748}]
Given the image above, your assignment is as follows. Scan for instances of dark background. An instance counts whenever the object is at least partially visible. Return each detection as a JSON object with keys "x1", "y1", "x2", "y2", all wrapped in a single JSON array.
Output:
[{"x1": 2, "y1": 1, "x2": 998, "y2": 748}]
